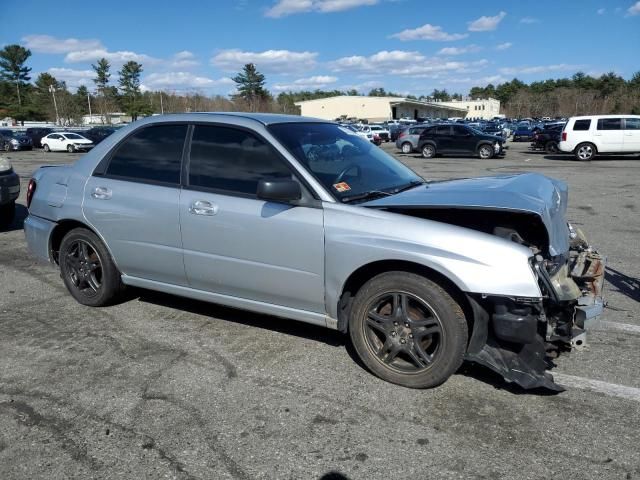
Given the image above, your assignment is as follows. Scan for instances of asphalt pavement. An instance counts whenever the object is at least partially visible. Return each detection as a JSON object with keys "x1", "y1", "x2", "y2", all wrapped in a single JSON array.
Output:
[{"x1": 1, "y1": 141, "x2": 639, "y2": 479}]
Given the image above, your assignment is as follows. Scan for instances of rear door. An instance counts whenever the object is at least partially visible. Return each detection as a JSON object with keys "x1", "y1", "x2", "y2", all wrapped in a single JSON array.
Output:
[
  {"x1": 179, "y1": 124, "x2": 325, "y2": 313},
  {"x1": 434, "y1": 125, "x2": 452, "y2": 152},
  {"x1": 623, "y1": 117, "x2": 640, "y2": 152},
  {"x1": 83, "y1": 123, "x2": 188, "y2": 286},
  {"x1": 451, "y1": 125, "x2": 476, "y2": 153},
  {"x1": 47, "y1": 134, "x2": 64, "y2": 150},
  {"x1": 594, "y1": 118, "x2": 623, "y2": 152}
]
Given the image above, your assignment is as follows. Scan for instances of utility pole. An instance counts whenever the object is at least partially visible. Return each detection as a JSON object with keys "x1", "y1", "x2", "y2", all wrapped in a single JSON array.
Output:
[
  {"x1": 49, "y1": 85, "x2": 60, "y2": 125},
  {"x1": 160, "y1": 91, "x2": 164, "y2": 114},
  {"x1": 87, "y1": 92, "x2": 92, "y2": 121}
]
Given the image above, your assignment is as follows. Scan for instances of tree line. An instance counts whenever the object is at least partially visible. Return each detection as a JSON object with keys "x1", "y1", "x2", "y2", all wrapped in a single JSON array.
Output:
[{"x1": 1, "y1": 42, "x2": 639, "y2": 124}]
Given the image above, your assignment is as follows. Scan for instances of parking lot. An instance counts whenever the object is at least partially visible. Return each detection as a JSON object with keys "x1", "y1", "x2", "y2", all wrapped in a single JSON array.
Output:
[{"x1": 1, "y1": 141, "x2": 639, "y2": 479}]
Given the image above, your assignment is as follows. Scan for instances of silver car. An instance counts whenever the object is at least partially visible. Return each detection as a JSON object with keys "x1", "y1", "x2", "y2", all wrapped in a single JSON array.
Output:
[
  {"x1": 395, "y1": 125, "x2": 428, "y2": 154},
  {"x1": 24, "y1": 113, "x2": 605, "y2": 390}
]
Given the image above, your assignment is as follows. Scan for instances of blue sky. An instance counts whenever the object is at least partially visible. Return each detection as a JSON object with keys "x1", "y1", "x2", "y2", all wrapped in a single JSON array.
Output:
[{"x1": 3, "y1": 0, "x2": 640, "y2": 96}]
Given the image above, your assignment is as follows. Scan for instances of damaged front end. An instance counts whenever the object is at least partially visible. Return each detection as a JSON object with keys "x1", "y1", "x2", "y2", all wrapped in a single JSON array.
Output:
[{"x1": 464, "y1": 226, "x2": 606, "y2": 391}]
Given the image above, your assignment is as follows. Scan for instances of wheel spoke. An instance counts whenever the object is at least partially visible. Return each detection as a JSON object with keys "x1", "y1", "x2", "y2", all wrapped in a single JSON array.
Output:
[
  {"x1": 406, "y1": 347, "x2": 429, "y2": 368},
  {"x1": 86, "y1": 274, "x2": 101, "y2": 292},
  {"x1": 80, "y1": 242, "x2": 91, "y2": 262},
  {"x1": 377, "y1": 339, "x2": 402, "y2": 365},
  {"x1": 366, "y1": 312, "x2": 391, "y2": 334}
]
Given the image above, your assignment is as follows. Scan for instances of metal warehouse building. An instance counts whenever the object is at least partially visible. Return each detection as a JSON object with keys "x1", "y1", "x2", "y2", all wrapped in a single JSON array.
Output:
[{"x1": 294, "y1": 96, "x2": 468, "y2": 122}]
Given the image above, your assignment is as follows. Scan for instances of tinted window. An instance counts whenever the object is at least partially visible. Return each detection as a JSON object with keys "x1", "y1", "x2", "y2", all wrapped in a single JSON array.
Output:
[
  {"x1": 106, "y1": 124, "x2": 187, "y2": 184},
  {"x1": 189, "y1": 125, "x2": 292, "y2": 195},
  {"x1": 573, "y1": 119, "x2": 591, "y2": 131},
  {"x1": 624, "y1": 118, "x2": 640, "y2": 130},
  {"x1": 452, "y1": 126, "x2": 470, "y2": 136},
  {"x1": 435, "y1": 126, "x2": 450, "y2": 135},
  {"x1": 597, "y1": 118, "x2": 622, "y2": 130}
]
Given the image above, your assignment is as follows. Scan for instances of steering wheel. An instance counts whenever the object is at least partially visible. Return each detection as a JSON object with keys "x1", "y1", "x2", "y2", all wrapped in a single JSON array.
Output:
[{"x1": 333, "y1": 163, "x2": 361, "y2": 184}]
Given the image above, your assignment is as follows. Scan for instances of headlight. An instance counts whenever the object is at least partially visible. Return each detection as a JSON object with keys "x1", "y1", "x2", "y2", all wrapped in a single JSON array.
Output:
[
  {"x1": 0, "y1": 157, "x2": 12, "y2": 173},
  {"x1": 10, "y1": 138, "x2": 19, "y2": 145}
]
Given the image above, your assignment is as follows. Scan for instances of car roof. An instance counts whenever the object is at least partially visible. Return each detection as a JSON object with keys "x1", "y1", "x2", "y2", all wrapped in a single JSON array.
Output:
[
  {"x1": 569, "y1": 114, "x2": 640, "y2": 120},
  {"x1": 184, "y1": 112, "x2": 329, "y2": 125}
]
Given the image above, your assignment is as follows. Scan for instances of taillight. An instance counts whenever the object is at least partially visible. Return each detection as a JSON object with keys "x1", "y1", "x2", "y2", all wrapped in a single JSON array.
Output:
[
  {"x1": 562, "y1": 132, "x2": 567, "y2": 141},
  {"x1": 26, "y1": 178, "x2": 36, "y2": 209},
  {"x1": 398, "y1": 132, "x2": 406, "y2": 138}
]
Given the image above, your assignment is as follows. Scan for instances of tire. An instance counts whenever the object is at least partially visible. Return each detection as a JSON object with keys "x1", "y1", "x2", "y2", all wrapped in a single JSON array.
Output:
[
  {"x1": 3, "y1": 143, "x2": 10, "y2": 152},
  {"x1": 421, "y1": 143, "x2": 436, "y2": 159},
  {"x1": 545, "y1": 141, "x2": 559, "y2": 154},
  {"x1": 478, "y1": 144, "x2": 494, "y2": 159},
  {"x1": 575, "y1": 142, "x2": 596, "y2": 161},
  {"x1": 349, "y1": 272, "x2": 468, "y2": 389},
  {"x1": 401, "y1": 142, "x2": 413, "y2": 154},
  {"x1": 59, "y1": 228, "x2": 123, "y2": 307},
  {"x1": 0, "y1": 201, "x2": 15, "y2": 228},
  {"x1": 67, "y1": 144, "x2": 75, "y2": 153},
  {"x1": 43, "y1": 144, "x2": 50, "y2": 152}
]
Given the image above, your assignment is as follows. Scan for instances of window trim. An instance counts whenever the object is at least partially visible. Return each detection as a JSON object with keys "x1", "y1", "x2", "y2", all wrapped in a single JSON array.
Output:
[{"x1": 596, "y1": 117, "x2": 623, "y2": 131}]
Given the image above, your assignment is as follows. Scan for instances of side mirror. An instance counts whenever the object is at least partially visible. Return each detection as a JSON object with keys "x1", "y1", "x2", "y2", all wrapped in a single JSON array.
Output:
[{"x1": 257, "y1": 179, "x2": 301, "y2": 203}]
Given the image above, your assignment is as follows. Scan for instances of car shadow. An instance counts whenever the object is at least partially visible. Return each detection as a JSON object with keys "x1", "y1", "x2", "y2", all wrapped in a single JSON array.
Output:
[
  {"x1": 0, "y1": 203, "x2": 28, "y2": 233},
  {"x1": 134, "y1": 288, "x2": 347, "y2": 348},
  {"x1": 457, "y1": 362, "x2": 563, "y2": 396},
  {"x1": 605, "y1": 266, "x2": 640, "y2": 302},
  {"x1": 544, "y1": 154, "x2": 639, "y2": 161}
]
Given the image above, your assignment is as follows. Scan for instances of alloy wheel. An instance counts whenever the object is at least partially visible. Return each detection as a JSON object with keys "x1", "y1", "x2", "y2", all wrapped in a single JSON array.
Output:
[
  {"x1": 577, "y1": 145, "x2": 593, "y2": 160},
  {"x1": 64, "y1": 239, "x2": 103, "y2": 297}
]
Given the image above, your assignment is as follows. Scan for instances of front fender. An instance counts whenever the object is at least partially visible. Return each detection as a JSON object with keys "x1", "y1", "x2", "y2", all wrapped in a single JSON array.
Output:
[{"x1": 324, "y1": 203, "x2": 541, "y2": 319}]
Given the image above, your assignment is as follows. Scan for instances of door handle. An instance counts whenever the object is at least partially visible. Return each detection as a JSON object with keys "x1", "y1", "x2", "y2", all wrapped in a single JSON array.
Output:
[
  {"x1": 189, "y1": 200, "x2": 218, "y2": 216},
  {"x1": 91, "y1": 186, "x2": 112, "y2": 200}
]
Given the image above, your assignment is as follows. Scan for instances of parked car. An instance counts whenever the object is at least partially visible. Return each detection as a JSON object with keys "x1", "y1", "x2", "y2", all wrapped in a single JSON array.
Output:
[
  {"x1": 367, "y1": 125, "x2": 390, "y2": 142},
  {"x1": 25, "y1": 127, "x2": 55, "y2": 148},
  {"x1": 389, "y1": 123, "x2": 405, "y2": 142},
  {"x1": 530, "y1": 123, "x2": 565, "y2": 153},
  {"x1": 0, "y1": 156, "x2": 20, "y2": 226},
  {"x1": 24, "y1": 113, "x2": 605, "y2": 391},
  {"x1": 559, "y1": 115, "x2": 640, "y2": 160},
  {"x1": 396, "y1": 125, "x2": 428, "y2": 153},
  {"x1": 481, "y1": 123, "x2": 506, "y2": 139},
  {"x1": 41, "y1": 132, "x2": 94, "y2": 152},
  {"x1": 0, "y1": 129, "x2": 33, "y2": 151},
  {"x1": 82, "y1": 126, "x2": 121, "y2": 145},
  {"x1": 512, "y1": 123, "x2": 535, "y2": 142},
  {"x1": 417, "y1": 124, "x2": 505, "y2": 159}
]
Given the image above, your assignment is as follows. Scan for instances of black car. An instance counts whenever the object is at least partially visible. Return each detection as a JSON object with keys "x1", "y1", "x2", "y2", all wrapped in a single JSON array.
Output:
[
  {"x1": 82, "y1": 126, "x2": 120, "y2": 145},
  {"x1": 0, "y1": 129, "x2": 33, "y2": 151},
  {"x1": 25, "y1": 127, "x2": 55, "y2": 148},
  {"x1": 417, "y1": 124, "x2": 505, "y2": 159},
  {"x1": 530, "y1": 123, "x2": 565, "y2": 153}
]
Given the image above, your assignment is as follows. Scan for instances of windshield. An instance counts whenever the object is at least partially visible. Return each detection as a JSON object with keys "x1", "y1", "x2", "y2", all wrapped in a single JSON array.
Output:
[
  {"x1": 269, "y1": 123, "x2": 422, "y2": 202},
  {"x1": 64, "y1": 133, "x2": 84, "y2": 140}
]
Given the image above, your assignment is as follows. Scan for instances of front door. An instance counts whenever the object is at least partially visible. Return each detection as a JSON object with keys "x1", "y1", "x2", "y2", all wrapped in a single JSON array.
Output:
[
  {"x1": 83, "y1": 123, "x2": 189, "y2": 286},
  {"x1": 180, "y1": 124, "x2": 325, "y2": 314},
  {"x1": 451, "y1": 125, "x2": 477, "y2": 154}
]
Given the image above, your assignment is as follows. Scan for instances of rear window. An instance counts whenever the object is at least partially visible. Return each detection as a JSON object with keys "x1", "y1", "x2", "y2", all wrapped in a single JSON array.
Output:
[
  {"x1": 573, "y1": 119, "x2": 591, "y2": 131},
  {"x1": 625, "y1": 118, "x2": 640, "y2": 130},
  {"x1": 597, "y1": 118, "x2": 622, "y2": 130}
]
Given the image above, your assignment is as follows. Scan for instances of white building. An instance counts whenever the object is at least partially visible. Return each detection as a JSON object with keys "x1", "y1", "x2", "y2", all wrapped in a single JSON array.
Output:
[
  {"x1": 435, "y1": 98, "x2": 501, "y2": 120},
  {"x1": 82, "y1": 113, "x2": 131, "y2": 125},
  {"x1": 294, "y1": 96, "x2": 467, "y2": 122}
]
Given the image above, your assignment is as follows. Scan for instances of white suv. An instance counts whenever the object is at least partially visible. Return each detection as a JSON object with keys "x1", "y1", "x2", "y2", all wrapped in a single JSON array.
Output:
[{"x1": 559, "y1": 115, "x2": 640, "y2": 160}]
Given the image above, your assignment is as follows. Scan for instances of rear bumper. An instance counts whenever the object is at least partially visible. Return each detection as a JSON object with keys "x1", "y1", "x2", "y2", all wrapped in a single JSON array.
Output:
[{"x1": 24, "y1": 214, "x2": 57, "y2": 263}]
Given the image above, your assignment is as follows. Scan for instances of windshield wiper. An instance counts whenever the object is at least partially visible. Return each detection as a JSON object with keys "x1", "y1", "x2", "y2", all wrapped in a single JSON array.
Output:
[
  {"x1": 391, "y1": 180, "x2": 425, "y2": 194},
  {"x1": 341, "y1": 190, "x2": 394, "y2": 203}
]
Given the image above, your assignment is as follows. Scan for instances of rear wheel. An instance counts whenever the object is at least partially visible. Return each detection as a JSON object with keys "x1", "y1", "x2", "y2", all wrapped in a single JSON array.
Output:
[
  {"x1": 349, "y1": 272, "x2": 468, "y2": 389},
  {"x1": 67, "y1": 144, "x2": 75, "y2": 153},
  {"x1": 478, "y1": 144, "x2": 494, "y2": 159},
  {"x1": 3, "y1": 143, "x2": 9, "y2": 152},
  {"x1": 43, "y1": 144, "x2": 50, "y2": 152},
  {"x1": 575, "y1": 142, "x2": 596, "y2": 161},
  {"x1": 545, "y1": 141, "x2": 559, "y2": 154},
  {"x1": 421, "y1": 144, "x2": 436, "y2": 159},
  {"x1": 59, "y1": 228, "x2": 123, "y2": 306},
  {"x1": 401, "y1": 142, "x2": 413, "y2": 154}
]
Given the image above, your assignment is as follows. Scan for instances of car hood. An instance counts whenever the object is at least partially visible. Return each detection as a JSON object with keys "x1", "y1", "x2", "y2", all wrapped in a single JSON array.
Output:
[{"x1": 362, "y1": 173, "x2": 570, "y2": 256}]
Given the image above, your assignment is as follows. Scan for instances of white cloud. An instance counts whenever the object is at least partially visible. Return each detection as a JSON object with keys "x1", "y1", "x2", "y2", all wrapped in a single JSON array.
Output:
[
  {"x1": 390, "y1": 23, "x2": 468, "y2": 41},
  {"x1": 265, "y1": 0, "x2": 377, "y2": 17},
  {"x1": 597, "y1": 8, "x2": 606, "y2": 14},
  {"x1": 437, "y1": 45, "x2": 482, "y2": 56},
  {"x1": 169, "y1": 51, "x2": 200, "y2": 68},
  {"x1": 337, "y1": 80, "x2": 384, "y2": 92},
  {"x1": 519, "y1": 16, "x2": 539, "y2": 24},
  {"x1": 211, "y1": 49, "x2": 318, "y2": 73},
  {"x1": 468, "y1": 11, "x2": 507, "y2": 31},
  {"x1": 65, "y1": 48, "x2": 159, "y2": 65},
  {"x1": 499, "y1": 64, "x2": 584, "y2": 75},
  {"x1": 274, "y1": 75, "x2": 339, "y2": 91},
  {"x1": 46, "y1": 67, "x2": 95, "y2": 88},
  {"x1": 496, "y1": 42, "x2": 512, "y2": 50},
  {"x1": 22, "y1": 35, "x2": 104, "y2": 54},
  {"x1": 143, "y1": 72, "x2": 234, "y2": 90},
  {"x1": 627, "y1": 1, "x2": 640, "y2": 15}
]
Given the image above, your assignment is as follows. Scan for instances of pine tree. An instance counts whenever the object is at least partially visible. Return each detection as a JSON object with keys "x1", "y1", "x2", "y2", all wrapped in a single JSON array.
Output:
[
  {"x1": 92, "y1": 58, "x2": 111, "y2": 123},
  {"x1": 0, "y1": 44, "x2": 32, "y2": 107},
  {"x1": 118, "y1": 61, "x2": 145, "y2": 120},
  {"x1": 232, "y1": 63, "x2": 269, "y2": 112}
]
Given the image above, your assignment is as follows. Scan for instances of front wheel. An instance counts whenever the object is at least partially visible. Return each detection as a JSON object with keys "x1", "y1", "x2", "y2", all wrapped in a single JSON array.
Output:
[
  {"x1": 349, "y1": 272, "x2": 468, "y2": 389},
  {"x1": 575, "y1": 142, "x2": 596, "y2": 161},
  {"x1": 59, "y1": 228, "x2": 123, "y2": 306},
  {"x1": 401, "y1": 142, "x2": 413, "y2": 154},
  {"x1": 478, "y1": 144, "x2": 494, "y2": 159},
  {"x1": 545, "y1": 141, "x2": 559, "y2": 154},
  {"x1": 67, "y1": 144, "x2": 75, "y2": 153},
  {"x1": 421, "y1": 144, "x2": 436, "y2": 159}
]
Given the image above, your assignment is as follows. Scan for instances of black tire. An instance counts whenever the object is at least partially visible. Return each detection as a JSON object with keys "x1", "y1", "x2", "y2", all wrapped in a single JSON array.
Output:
[
  {"x1": 59, "y1": 228, "x2": 123, "y2": 307},
  {"x1": 43, "y1": 144, "x2": 50, "y2": 152},
  {"x1": 421, "y1": 143, "x2": 436, "y2": 159},
  {"x1": 3, "y1": 143, "x2": 9, "y2": 152},
  {"x1": 574, "y1": 142, "x2": 596, "y2": 161},
  {"x1": 478, "y1": 144, "x2": 494, "y2": 159},
  {"x1": 545, "y1": 141, "x2": 559, "y2": 154},
  {"x1": 349, "y1": 272, "x2": 468, "y2": 389},
  {"x1": 401, "y1": 142, "x2": 413, "y2": 154},
  {"x1": 67, "y1": 144, "x2": 75, "y2": 153},
  {"x1": 0, "y1": 201, "x2": 15, "y2": 228}
]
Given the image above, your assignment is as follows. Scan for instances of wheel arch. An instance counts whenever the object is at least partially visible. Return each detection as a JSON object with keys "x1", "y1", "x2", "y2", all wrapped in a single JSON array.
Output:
[
  {"x1": 49, "y1": 219, "x2": 113, "y2": 266},
  {"x1": 336, "y1": 259, "x2": 473, "y2": 335}
]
